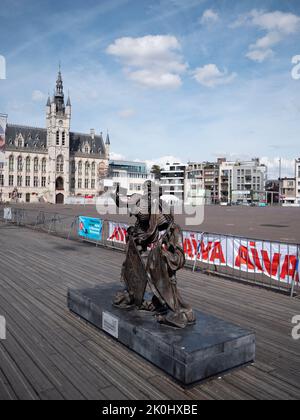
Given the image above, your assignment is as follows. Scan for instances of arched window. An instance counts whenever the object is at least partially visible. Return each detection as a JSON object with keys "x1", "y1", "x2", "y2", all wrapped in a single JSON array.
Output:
[
  {"x1": 9, "y1": 155, "x2": 14, "y2": 172},
  {"x1": 56, "y1": 131, "x2": 60, "y2": 146},
  {"x1": 78, "y1": 161, "x2": 82, "y2": 175},
  {"x1": 56, "y1": 155, "x2": 64, "y2": 173},
  {"x1": 42, "y1": 158, "x2": 47, "y2": 173},
  {"x1": 85, "y1": 162, "x2": 90, "y2": 176},
  {"x1": 34, "y1": 157, "x2": 39, "y2": 172},
  {"x1": 62, "y1": 132, "x2": 66, "y2": 146},
  {"x1": 26, "y1": 157, "x2": 31, "y2": 173},
  {"x1": 91, "y1": 162, "x2": 96, "y2": 177},
  {"x1": 17, "y1": 156, "x2": 23, "y2": 172}
]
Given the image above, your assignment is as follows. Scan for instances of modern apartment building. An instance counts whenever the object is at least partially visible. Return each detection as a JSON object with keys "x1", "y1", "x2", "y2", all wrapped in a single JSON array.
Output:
[
  {"x1": 279, "y1": 177, "x2": 297, "y2": 205},
  {"x1": 160, "y1": 162, "x2": 186, "y2": 200},
  {"x1": 203, "y1": 161, "x2": 220, "y2": 204},
  {"x1": 184, "y1": 162, "x2": 205, "y2": 206},
  {"x1": 219, "y1": 158, "x2": 267, "y2": 204},
  {"x1": 185, "y1": 161, "x2": 220, "y2": 205},
  {"x1": 108, "y1": 160, "x2": 154, "y2": 196}
]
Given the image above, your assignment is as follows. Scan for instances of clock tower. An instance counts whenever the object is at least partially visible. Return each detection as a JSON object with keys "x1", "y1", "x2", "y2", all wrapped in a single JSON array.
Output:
[{"x1": 46, "y1": 68, "x2": 72, "y2": 204}]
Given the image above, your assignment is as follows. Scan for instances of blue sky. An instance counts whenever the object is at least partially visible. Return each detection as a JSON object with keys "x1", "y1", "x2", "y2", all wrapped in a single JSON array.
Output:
[{"x1": 1, "y1": 0, "x2": 300, "y2": 177}]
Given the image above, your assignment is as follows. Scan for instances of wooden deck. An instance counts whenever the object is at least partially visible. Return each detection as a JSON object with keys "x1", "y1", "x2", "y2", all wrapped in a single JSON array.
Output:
[{"x1": 0, "y1": 224, "x2": 299, "y2": 400}]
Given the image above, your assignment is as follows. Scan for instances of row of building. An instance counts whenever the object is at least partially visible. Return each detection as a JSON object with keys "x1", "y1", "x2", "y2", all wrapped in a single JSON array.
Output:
[
  {"x1": 161, "y1": 159, "x2": 268, "y2": 205},
  {"x1": 96, "y1": 158, "x2": 298, "y2": 206},
  {"x1": 0, "y1": 70, "x2": 298, "y2": 206},
  {"x1": 278, "y1": 160, "x2": 300, "y2": 206}
]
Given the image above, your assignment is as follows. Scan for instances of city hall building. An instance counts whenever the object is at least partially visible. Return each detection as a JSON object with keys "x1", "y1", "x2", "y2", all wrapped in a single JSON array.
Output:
[{"x1": 0, "y1": 70, "x2": 110, "y2": 204}]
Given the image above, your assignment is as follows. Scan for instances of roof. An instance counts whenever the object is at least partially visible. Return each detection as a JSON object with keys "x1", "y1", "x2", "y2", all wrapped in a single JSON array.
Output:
[
  {"x1": 6, "y1": 124, "x2": 47, "y2": 149},
  {"x1": 5, "y1": 124, "x2": 106, "y2": 155},
  {"x1": 110, "y1": 160, "x2": 146, "y2": 167},
  {"x1": 69, "y1": 132, "x2": 106, "y2": 155}
]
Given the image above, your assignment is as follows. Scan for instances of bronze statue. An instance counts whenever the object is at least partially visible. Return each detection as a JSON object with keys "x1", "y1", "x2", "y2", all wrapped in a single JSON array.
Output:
[{"x1": 114, "y1": 181, "x2": 196, "y2": 329}]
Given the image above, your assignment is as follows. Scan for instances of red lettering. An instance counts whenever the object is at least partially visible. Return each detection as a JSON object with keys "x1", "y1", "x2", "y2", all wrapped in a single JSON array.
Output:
[
  {"x1": 184, "y1": 239, "x2": 194, "y2": 259},
  {"x1": 200, "y1": 241, "x2": 213, "y2": 261},
  {"x1": 109, "y1": 227, "x2": 127, "y2": 243},
  {"x1": 261, "y1": 251, "x2": 280, "y2": 277},
  {"x1": 210, "y1": 242, "x2": 226, "y2": 264},
  {"x1": 280, "y1": 255, "x2": 297, "y2": 280},
  {"x1": 235, "y1": 246, "x2": 255, "y2": 270},
  {"x1": 251, "y1": 248, "x2": 263, "y2": 271}
]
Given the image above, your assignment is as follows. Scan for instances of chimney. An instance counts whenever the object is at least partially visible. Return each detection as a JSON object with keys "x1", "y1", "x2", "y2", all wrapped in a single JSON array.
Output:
[{"x1": 90, "y1": 129, "x2": 95, "y2": 140}]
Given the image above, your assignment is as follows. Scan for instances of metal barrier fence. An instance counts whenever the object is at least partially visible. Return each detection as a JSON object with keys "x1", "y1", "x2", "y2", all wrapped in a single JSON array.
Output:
[
  {"x1": 183, "y1": 230, "x2": 300, "y2": 296},
  {"x1": 0, "y1": 206, "x2": 299, "y2": 297}
]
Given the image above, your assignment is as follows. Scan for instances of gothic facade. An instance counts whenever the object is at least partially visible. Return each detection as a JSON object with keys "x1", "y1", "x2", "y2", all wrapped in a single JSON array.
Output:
[{"x1": 1, "y1": 70, "x2": 110, "y2": 204}]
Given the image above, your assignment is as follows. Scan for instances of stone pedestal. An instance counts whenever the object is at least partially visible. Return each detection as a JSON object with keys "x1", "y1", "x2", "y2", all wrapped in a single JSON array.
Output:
[{"x1": 67, "y1": 284, "x2": 255, "y2": 385}]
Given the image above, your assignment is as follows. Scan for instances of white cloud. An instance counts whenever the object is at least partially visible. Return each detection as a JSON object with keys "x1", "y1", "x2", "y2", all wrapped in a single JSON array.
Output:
[
  {"x1": 260, "y1": 157, "x2": 295, "y2": 179},
  {"x1": 110, "y1": 152, "x2": 126, "y2": 161},
  {"x1": 193, "y1": 64, "x2": 237, "y2": 87},
  {"x1": 232, "y1": 10, "x2": 300, "y2": 62},
  {"x1": 200, "y1": 9, "x2": 219, "y2": 25},
  {"x1": 106, "y1": 35, "x2": 187, "y2": 88},
  {"x1": 118, "y1": 108, "x2": 135, "y2": 119},
  {"x1": 250, "y1": 10, "x2": 300, "y2": 34},
  {"x1": 246, "y1": 49, "x2": 274, "y2": 63},
  {"x1": 128, "y1": 70, "x2": 182, "y2": 88},
  {"x1": 250, "y1": 31, "x2": 282, "y2": 50},
  {"x1": 107, "y1": 153, "x2": 183, "y2": 169},
  {"x1": 144, "y1": 155, "x2": 183, "y2": 170},
  {"x1": 32, "y1": 90, "x2": 46, "y2": 102}
]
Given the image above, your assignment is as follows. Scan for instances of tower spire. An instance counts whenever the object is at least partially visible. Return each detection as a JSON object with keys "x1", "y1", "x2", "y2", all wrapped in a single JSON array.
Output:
[
  {"x1": 54, "y1": 64, "x2": 65, "y2": 114},
  {"x1": 105, "y1": 131, "x2": 110, "y2": 145},
  {"x1": 56, "y1": 65, "x2": 64, "y2": 96},
  {"x1": 46, "y1": 92, "x2": 51, "y2": 107},
  {"x1": 66, "y1": 90, "x2": 71, "y2": 107}
]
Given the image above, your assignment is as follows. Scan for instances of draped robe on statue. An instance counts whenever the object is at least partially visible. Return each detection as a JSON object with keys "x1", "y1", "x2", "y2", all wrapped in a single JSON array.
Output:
[{"x1": 114, "y1": 190, "x2": 195, "y2": 329}]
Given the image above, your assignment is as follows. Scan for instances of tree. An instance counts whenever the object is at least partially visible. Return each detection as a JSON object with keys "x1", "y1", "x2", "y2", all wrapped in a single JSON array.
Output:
[{"x1": 151, "y1": 165, "x2": 161, "y2": 180}]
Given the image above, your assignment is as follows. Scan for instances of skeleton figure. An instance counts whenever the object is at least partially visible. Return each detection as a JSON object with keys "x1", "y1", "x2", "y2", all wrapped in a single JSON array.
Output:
[{"x1": 113, "y1": 181, "x2": 196, "y2": 329}]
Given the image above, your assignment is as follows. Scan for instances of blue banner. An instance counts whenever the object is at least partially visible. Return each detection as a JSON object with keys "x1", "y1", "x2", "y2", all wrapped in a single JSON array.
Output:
[{"x1": 78, "y1": 217, "x2": 103, "y2": 241}]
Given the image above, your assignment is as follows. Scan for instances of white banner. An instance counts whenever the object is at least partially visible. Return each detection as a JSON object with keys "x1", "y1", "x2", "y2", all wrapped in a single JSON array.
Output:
[
  {"x1": 3, "y1": 208, "x2": 12, "y2": 220},
  {"x1": 107, "y1": 222, "x2": 128, "y2": 244},
  {"x1": 183, "y1": 231, "x2": 299, "y2": 285},
  {"x1": 65, "y1": 197, "x2": 96, "y2": 205}
]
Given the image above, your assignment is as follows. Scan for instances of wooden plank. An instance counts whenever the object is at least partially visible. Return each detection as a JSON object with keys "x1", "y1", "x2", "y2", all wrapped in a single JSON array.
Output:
[
  {"x1": 0, "y1": 225, "x2": 299, "y2": 400},
  {"x1": 0, "y1": 345, "x2": 38, "y2": 400}
]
